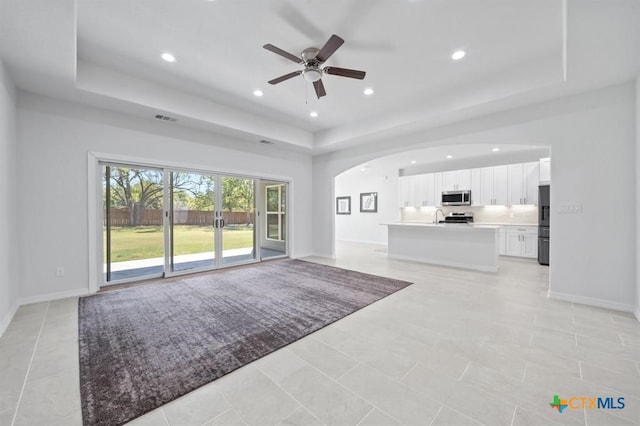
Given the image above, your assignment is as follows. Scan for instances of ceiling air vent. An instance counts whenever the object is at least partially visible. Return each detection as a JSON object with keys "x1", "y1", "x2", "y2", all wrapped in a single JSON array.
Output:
[
  {"x1": 259, "y1": 139, "x2": 274, "y2": 145},
  {"x1": 154, "y1": 114, "x2": 177, "y2": 122}
]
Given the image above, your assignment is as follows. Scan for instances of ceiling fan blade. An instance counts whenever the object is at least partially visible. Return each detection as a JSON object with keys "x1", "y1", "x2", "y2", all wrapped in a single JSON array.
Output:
[
  {"x1": 263, "y1": 44, "x2": 303, "y2": 64},
  {"x1": 268, "y1": 70, "x2": 302, "y2": 85},
  {"x1": 324, "y1": 66, "x2": 366, "y2": 80},
  {"x1": 315, "y1": 34, "x2": 344, "y2": 62},
  {"x1": 313, "y1": 79, "x2": 326, "y2": 99}
]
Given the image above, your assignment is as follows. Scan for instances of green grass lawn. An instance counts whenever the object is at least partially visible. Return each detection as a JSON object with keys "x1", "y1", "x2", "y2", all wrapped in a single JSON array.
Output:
[{"x1": 105, "y1": 225, "x2": 254, "y2": 262}]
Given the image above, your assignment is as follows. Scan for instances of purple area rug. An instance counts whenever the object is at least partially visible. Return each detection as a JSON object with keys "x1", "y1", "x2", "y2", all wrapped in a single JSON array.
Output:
[{"x1": 78, "y1": 259, "x2": 412, "y2": 425}]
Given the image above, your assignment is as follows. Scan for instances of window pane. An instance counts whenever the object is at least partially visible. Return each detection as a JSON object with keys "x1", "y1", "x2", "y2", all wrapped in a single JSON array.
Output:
[
  {"x1": 267, "y1": 187, "x2": 278, "y2": 212},
  {"x1": 267, "y1": 214, "x2": 279, "y2": 239}
]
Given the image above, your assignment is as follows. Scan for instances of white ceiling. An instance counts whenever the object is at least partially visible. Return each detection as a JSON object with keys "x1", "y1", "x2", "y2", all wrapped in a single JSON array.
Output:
[{"x1": 1, "y1": 0, "x2": 640, "y2": 154}]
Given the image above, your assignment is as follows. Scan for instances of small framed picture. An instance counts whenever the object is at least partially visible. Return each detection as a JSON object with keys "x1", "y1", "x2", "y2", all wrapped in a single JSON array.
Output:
[
  {"x1": 360, "y1": 192, "x2": 378, "y2": 213},
  {"x1": 336, "y1": 196, "x2": 351, "y2": 215}
]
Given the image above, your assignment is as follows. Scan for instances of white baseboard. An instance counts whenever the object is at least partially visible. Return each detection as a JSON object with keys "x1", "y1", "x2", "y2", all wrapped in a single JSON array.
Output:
[
  {"x1": 336, "y1": 239, "x2": 387, "y2": 246},
  {"x1": 0, "y1": 302, "x2": 20, "y2": 337},
  {"x1": 549, "y1": 290, "x2": 636, "y2": 314},
  {"x1": 18, "y1": 287, "x2": 92, "y2": 306}
]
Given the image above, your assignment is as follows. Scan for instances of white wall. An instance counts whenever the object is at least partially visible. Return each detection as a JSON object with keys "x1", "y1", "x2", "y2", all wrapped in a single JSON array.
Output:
[
  {"x1": 314, "y1": 82, "x2": 637, "y2": 313},
  {"x1": 0, "y1": 59, "x2": 19, "y2": 335},
  {"x1": 16, "y1": 93, "x2": 313, "y2": 301},
  {"x1": 636, "y1": 76, "x2": 640, "y2": 320},
  {"x1": 335, "y1": 167, "x2": 399, "y2": 244}
]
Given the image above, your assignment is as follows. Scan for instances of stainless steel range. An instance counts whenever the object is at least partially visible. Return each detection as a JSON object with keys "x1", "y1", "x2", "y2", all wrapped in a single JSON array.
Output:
[{"x1": 440, "y1": 212, "x2": 474, "y2": 224}]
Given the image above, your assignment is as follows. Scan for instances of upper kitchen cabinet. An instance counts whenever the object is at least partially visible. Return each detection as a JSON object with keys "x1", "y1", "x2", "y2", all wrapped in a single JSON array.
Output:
[
  {"x1": 398, "y1": 175, "x2": 417, "y2": 207},
  {"x1": 415, "y1": 173, "x2": 437, "y2": 207},
  {"x1": 470, "y1": 168, "x2": 482, "y2": 206},
  {"x1": 508, "y1": 162, "x2": 539, "y2": 205},
  {"x1": 539, "y1": 157, "x2": 551, "y2": 183},
  {"x1": 441, "y1": 169, "x2": 471, "y2": 191},
  {"x1": 480, "y1": 165, "x2": 508, "y2": 205}
]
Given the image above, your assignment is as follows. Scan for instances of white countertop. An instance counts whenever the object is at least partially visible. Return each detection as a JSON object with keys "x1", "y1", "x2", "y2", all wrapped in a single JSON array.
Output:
[{"x1": 386, "y1": 222, "x2": 501, "y2": 229}]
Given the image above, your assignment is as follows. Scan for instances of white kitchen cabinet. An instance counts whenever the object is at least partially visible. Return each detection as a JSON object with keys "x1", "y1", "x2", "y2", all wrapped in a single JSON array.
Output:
[
  {"x1": 480, "y1": 165, "x2": 508, "y2": 205},
  {"x1": 539, "y1": 157, "x2": 551, "y2": 183},
  {"x1": 398, "y1": 175, "x2": 417, "y2": 207},
  {"x1": 505, "y1": 226, "x2": 537, "y2": 258},
  {"x1": 508, "y1": 162, "x2": 539, "y2": 205},
  {"x1": 415, "y1": 173, "x2": 437, "y2": 207},
  {"x1": 471, "y1": 168, "x2": 482, "y2": 206},
  {"x1": 441, "y1": 169, "x2": 471, "y2": 191}
]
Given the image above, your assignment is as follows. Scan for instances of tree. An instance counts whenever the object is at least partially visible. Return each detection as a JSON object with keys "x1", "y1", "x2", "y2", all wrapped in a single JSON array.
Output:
[{"x1": 108, "y1": 168, "x2": 163, "y2": 226}]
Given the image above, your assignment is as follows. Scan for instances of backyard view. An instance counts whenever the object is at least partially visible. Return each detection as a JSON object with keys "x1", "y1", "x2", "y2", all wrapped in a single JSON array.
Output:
[
  {"x1": 104, "y1": 226, "x2": 254, "y2": 262},
  {"x1": 103, "y1": 165, "x2": 255, "y2": 280}
]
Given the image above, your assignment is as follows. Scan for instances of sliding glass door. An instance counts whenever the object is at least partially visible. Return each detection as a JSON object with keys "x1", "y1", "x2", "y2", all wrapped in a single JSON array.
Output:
[
  {"x1": 102, "y1": 163, "x2": 259, "y2": 286},
  {"x1": 170, "y1": 172, "x2": 217, "y2": 272},
  {"x1": 103, "y1": 165, "x2": 165, "y2": 282},
  {"x1": 221, "y1": 176, "x2": 256, "y2": 265}
]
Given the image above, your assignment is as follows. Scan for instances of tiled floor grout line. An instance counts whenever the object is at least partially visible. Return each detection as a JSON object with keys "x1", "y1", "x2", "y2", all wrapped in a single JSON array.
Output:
[
  {"x1": 427, "y1": 405, "x2": 443, "y2": 426},
  {"x1": 336, "y1": 361, "x2": 363, "y2": 381},
  {"x1": 583, "y1": 407, "x2": 588, "y2": 426},
  {"x1": 198, "y1": 407, "x2": 233, "y2": 426},
  {"x1": 578, "y1": 360, "x2": 583, "y2": 380},
  {"x1": 509, "y1": 406, "x2": 517, "y2": 426},
  {"x1": 159, "y1": 407, "x2": 171, "y2": 426},
  {"x1": 618, "y1": 332, "x2": 626, "y2": 346},
  {"x1": 217, "y1": 391, "x2": 251, "y2": 426},
  {"x1": 272, "y1": 356, "x2": 406, "y2": 425},
  {"x1": 10, "y1": 302, "x2": 50, "y2": 426},
  {"x1": 457, "y1": 361, "x2": 471, "y2": 381},
  {"x1": 635, "y1": 361, "x2": 640, "y2": 376},
  {"x1": 521, "y1": 362, "x2": 528, "y2": 382},
  {"x1": 399, "y1": 361, "x2": 418, "y2": 381},
  {"x1": 574, "y1": 333, "x2": 578, "y2": 347},
  {"x1": 354, "y1": 406, "x2": 376, "y2": 426}
]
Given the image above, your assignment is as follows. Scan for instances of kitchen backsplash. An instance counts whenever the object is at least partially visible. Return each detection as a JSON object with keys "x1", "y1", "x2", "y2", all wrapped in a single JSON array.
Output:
[{"x1": 400, "y1": 205, "x2": 538, "y2": 225}]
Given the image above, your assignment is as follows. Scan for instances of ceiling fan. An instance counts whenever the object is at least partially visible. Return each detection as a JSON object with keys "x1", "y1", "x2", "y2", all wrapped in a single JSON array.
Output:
[{"x1": 263, "y1": 34, "x2": 366, "y2": 99}]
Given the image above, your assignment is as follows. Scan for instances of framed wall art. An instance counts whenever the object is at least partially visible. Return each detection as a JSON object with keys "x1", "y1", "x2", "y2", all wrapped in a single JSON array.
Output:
[
  {"x1": 336, "y1": 196, "x2": 351, "y2": 215},
  {"x1": 359, "y1": 192, "x2": 378, "y2": 213}
]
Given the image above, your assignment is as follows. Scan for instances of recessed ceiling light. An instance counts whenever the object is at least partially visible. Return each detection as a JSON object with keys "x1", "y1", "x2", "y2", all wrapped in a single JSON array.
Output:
[
  {"x1": 161, "y1": 52, "x2": 176, "y2": 63},
  {"x1": 451, "y1": 50, "x2": 466, "y2": 61},
  {"x1": 253, "y1": 89, "x2": 263, "y2": 97},
  {"x1": 492, "y1": 147, "x2": 500, "y2": 152},
  {"x1": 410, "y1": 160, "x2": 417, "y2": 164},
  {"x1": 364, "y1": 88, "x2": 374, "y2": 96},
  {"x1": 446, "y1": 155, "x2": 453, "y2": 159},
  {"x1": 360, "y1": 167, "x2": 367, "y2": 172},
  {"x1": 309, "y1": 111, "x2": 318, "y2": 118}
]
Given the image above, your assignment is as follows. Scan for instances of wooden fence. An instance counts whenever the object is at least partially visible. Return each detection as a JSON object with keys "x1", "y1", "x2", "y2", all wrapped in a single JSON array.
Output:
[{"x1": 105, "y1": 209, "x2": 253, "y2": 226}]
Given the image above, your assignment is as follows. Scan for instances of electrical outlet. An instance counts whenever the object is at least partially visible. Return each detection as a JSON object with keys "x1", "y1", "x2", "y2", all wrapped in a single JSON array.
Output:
[{"x1": 56, "y1": 267, "x2": 64, "y2": 277}]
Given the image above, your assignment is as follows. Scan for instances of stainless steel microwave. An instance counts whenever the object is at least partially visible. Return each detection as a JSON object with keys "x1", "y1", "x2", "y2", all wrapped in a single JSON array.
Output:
[{"x1": 442, "y1": 190, "x2": 471, "y2": 206}]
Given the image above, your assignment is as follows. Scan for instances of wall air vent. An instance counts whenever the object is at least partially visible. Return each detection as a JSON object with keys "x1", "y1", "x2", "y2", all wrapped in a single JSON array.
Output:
[
  {"x1": 259, "y1": 140, "x2": 274, "y2": 145},
  {"x1": 154, "y1": 114, "x2": 177, "y2": 122}
]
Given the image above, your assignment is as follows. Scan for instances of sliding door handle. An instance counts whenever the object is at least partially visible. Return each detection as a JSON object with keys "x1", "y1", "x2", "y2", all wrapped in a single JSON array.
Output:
[
  {"x1": 214, "y1": 219, "x2": 219, "y2": 228},
  {"x1": 220, "y1": 219, "x2": 225, "y2": 228}
]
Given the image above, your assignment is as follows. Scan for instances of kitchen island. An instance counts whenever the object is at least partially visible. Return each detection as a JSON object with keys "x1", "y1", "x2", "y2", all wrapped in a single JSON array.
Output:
[{"x1": 386, "y1": 222, "x2": 500, "y2": 272}]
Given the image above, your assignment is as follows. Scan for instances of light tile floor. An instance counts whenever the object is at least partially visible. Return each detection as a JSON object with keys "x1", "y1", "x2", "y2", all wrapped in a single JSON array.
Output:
[{"x1": 1, "y1": 241, "x2": 639, "y2": 425}]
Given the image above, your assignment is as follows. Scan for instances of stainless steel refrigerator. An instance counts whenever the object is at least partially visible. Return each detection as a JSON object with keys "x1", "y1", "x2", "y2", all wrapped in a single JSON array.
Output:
[{"x1": 538, "y1": 185, "x2": 550, "y2": 265}]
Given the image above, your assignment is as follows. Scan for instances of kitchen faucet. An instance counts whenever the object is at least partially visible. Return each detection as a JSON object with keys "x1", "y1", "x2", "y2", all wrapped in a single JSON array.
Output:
[{"x1": 433, "y1": 208, "x2": 444, "y2": 224}]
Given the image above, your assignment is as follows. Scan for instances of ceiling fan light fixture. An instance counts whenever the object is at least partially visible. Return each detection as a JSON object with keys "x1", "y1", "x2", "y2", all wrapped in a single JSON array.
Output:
[
  {"x1": 309, "y1": 111, "x2": 318, "y2": 118},
  {"x1": 253, "y1": 89, "x2": 263, "y2": 97},
  {"x1": 364, "y1": 87, "x2": 374, "y2": 96},
  {"x1": 303, "y1": 68, "x2": 323, "y2": 82}
]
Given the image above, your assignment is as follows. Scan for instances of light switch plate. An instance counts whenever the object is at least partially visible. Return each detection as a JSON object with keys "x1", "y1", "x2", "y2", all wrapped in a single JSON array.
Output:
[{"x1": 558, "y1": 203, "x2": 582, "y2": 214}]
